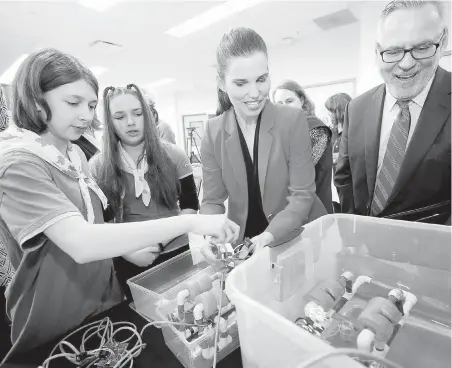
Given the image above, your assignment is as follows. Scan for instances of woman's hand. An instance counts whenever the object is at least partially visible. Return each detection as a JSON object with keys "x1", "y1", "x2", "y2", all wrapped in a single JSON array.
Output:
[
  {"x1": 250, "y1": 232, "x2": 275, "y2": 254},
  {"x1": 200, "y1": 238, "x2": 228, "y2": 268},
  {"x1": 190, "y1": 215, "x2": 240, "y2": 244},
  {"x1": 123, "y1": 245, "x2": 161, "y2": 267}
]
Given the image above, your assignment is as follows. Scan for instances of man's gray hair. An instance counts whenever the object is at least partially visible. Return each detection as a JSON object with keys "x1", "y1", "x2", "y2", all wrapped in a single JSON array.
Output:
[{"x1": 381, "y1": 0, "x2": 445, "y2": 21}]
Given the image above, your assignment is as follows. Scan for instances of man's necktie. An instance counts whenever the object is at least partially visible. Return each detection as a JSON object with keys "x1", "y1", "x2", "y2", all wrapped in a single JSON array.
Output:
[{"x1": 371, "y1": 100, "x2": 411, "y2": 216}]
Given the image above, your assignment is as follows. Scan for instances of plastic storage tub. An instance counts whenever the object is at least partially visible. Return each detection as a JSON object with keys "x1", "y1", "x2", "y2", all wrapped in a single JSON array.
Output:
[
  {"x1": 128, "y1": 246, "x2": 240, "y2": 368},
  {"x1": 127, "y1": 248, "x2": 210, "y2": 322},
  {"x1": 155, "y1": 282, "x2": 239, "y2": 368},
  {"x1": 226, "y1": 214, "x2": 451, "y2": 368}
]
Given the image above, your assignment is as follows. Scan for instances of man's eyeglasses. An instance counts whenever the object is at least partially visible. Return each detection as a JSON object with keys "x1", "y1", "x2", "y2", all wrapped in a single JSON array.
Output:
[{"x1": 379, "y1": 30, "x2": 445, "y2": 63}]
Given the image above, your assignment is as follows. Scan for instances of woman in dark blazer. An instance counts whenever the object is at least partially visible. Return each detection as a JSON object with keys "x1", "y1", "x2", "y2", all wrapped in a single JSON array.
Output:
[
  {"x1": 273, "y1": 80, "x2": 333, "y2": 213},
  {"x1": 200, "y1": 28, "x2": 326, "y2": 255}
]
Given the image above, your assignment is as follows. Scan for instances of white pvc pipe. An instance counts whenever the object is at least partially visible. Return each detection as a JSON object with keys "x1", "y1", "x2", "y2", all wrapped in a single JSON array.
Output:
[
  {"x1": 177, "y1": 289, "x2": 190, "y2": 306},
  {"x1": 400, "y1": 290, "x2": 417, "y2": 324},
  {"x1": 194, "y1": 303, "x2": 204, "y2": 321},
  {"x1": 357, "y1": 328, "x2": 375, "y2": 352},
  {"x1": 349, "y1": 276, "x2": 372, "y2": 299}
]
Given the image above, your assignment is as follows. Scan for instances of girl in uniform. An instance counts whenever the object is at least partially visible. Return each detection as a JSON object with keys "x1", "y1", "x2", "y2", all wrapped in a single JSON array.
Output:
[
  {"x1": 90, "y1": 85, "x2": 199, "y2": 299},
  {"x1": 0, "y1": 48, "x2": 238, "y2": 361}
]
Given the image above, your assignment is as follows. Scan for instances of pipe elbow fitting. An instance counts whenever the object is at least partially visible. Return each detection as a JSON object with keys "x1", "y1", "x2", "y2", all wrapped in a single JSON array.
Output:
[
  {"x1": 401, "y1": 290, "x2": 417, "y2": 314},
  {"x1": 194, "y1": 303, "x2": 204, "y2": 321},
  {"x1": 352, "y1": 276, "x2": 372, "y2": 294},
  {"x1": 177, "y1": 289, "x2": 190, "y2": 305},
  {"x1": 357, "y1": 328, "x2": 375, "y2": 352}
]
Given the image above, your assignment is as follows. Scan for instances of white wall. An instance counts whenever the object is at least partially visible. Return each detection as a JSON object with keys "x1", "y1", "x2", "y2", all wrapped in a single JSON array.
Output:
[
  {"x1": 156, "y1": 87, "x2": 217, "y2": 149},
  {"x1": 173, "y1": 89, "x2": 217, "y2": 148},
  {"x1": 154, "y1": 90, "x2": 178, "y2": 138},
  {"x1": 355, "y1": 1, "x2": 386, "y2": 94},
  {"x1": 270, "y1": 22, "x2": 360, "y2": 88}
]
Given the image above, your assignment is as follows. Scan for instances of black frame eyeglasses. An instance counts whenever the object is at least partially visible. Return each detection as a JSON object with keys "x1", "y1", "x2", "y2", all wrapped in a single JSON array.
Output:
[{"x1": 379, "y1": 30, "x2": 446, "y2": 63}]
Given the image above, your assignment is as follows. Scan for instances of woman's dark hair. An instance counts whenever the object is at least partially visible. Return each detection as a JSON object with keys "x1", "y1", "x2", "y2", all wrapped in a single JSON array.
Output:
[
  {"x1": 216, "y1": 27, "x2": 268, "y2": 116},
  {"x1": 12, "y1": 48, "x2": 99, "y2": 134},
  {"x1": 324, "y1": 93, "x2": 352, "y2": 129},
  {"x1": 98, "y1": 84, "x2": 179, "y2": 222},
  {"x1": 272, "y1": 80, "x2": 316, "y2": 116}
]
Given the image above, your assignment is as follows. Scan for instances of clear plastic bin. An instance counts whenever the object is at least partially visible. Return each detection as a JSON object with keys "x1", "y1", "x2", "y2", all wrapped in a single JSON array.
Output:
[
  {"x1": 226, "y1": 214, "x2": 451, "y2": 368},
  {"x1": 156, "y1": 292, "x2": 239, "y2": 368},
  {"x1": 128, "y1": 247, "x2": 240, "y2": 368},
  {"x1": 127, "y1": 248, "x2": 210, "y2": 322}
]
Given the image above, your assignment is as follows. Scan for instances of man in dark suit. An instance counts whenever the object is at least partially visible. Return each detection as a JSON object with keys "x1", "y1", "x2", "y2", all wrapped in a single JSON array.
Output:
[{"x1": 335, "y1": 0, "x2": 451, "y2": 225}]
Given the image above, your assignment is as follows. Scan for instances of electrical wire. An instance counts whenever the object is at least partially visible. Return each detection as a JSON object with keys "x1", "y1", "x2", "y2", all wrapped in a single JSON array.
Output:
[
  {"x1": 112, "y1": 343, "x2": 147, "y2": 368},
  {"x1": 295, "y1": 348, "x2": 406, "y2": 368},
  {"x1": 40, "y1": 271, "x2": 230, "y2": 368},
  {"x1": 40, "y1": 319, "x2": 113, "y2": 368},
  {"x1": 39, "y1": 353, "x2": 74, "y2": 368},
  {"x1": 48, "y1": 318, "x2": 111, "y2": 359},
  {"x1": 40, "y1": 316, "x2": 205, "y2": 368},
  {"x1": 111, "y1": 325, "x2": 143, "y2": 345}
]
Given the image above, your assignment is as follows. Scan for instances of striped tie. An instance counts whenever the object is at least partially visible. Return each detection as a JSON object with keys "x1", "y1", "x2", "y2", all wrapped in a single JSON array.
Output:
[{"x1": 371, "y1": 100, "x2": 411, "y2": 216}]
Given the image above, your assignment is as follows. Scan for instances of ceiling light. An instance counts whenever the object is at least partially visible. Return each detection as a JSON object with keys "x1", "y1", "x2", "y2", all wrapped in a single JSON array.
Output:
[
  {"x1": 166, "y1": 0, "x2": 267, "y2": 38},
  {"x1": 78, "y1": 0, "x2": 121, "y2": 12},
  {"x1": 0, "y1": 54, "x2": 29, "y2": 84},
  {"x1": 147, "y1": 78, "x2": 176, "y2": 88},
  {"x1": 281, "y1": 37, "x2": 296, "y2": 45},
  {"x1": 90, "y1": 66, "x2": 108, "y2": 77}
]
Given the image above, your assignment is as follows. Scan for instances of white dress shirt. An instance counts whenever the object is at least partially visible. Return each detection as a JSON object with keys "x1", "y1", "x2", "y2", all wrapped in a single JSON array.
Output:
[{"x1": 377, "y1": 76, "x2": 435, "y2": 172}]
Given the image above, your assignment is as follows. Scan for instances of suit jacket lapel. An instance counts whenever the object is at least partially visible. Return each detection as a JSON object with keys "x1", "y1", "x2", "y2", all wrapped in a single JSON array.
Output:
[
  {"x1": 258, "y1": 102, "x2": 274, "y2": 201},
  {"x1": 224, "y1": 109, "x2": 248, "y2": 194},
  {"x1": 365, "y1": 85, "x2": 386, "y2": 200},
  {"x1": 389, "y1": 67, "x2": 451, "y2": 203}
]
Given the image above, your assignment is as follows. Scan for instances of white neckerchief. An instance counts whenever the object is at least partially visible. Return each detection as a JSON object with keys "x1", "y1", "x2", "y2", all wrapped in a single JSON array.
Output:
[
  {"x1": 0, "y1": 125, "x2": 108, "y2": 223},
  {"x1": 118, "y1": 142, "x2": 151, "y2": 206}
]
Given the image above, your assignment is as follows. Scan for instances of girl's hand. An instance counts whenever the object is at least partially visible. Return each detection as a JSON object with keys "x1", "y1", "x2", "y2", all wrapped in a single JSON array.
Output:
[
  {"x1": 191, "y1": 215, "x2": 240, "y2": 244},
  {"x1": 200, "y1": 237, "x2": 228, "y2": 268}
]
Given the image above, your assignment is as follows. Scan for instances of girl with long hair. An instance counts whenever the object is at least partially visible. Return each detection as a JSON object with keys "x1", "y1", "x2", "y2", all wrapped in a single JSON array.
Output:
[{"x1": 90, "y1": 84, "x2": 199, "y2": 299}]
